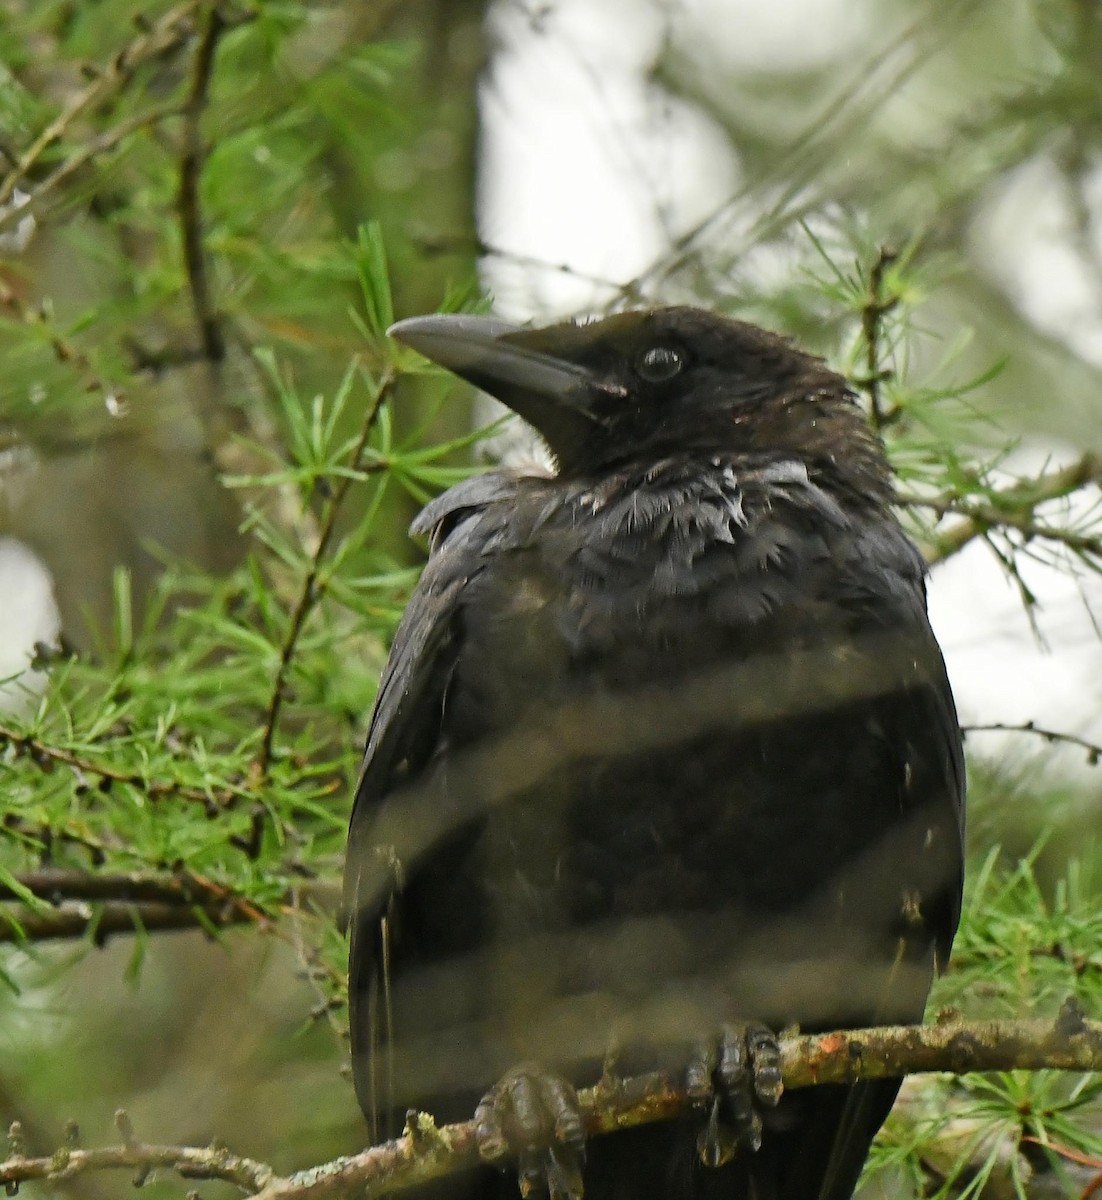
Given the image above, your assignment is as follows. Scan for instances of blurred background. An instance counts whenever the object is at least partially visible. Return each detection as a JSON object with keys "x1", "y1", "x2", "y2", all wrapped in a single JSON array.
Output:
[{"x1": 1, "y1": 1, "x2": 1101, "y2": 1196}]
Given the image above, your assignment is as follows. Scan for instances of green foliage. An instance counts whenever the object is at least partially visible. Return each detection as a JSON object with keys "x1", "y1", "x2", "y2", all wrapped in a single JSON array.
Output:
[
  {"x1": 0, "y1": 256, "x2": 493, "y2": 974},
  {"x1": 863, "y1": 849, "x2": 1102, "y2": 1197}
]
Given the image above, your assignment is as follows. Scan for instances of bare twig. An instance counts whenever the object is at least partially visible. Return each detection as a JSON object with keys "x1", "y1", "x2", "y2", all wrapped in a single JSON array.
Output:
[
  {"x1": 178, "y1": 4, "x2": 228, "y2": 364},
  {"x1": 286, "y1": 890, "x2": 350, "y2": 1041},
  {"x1": 0, "y1": 277, "x2": 123, "y2": 405},
  {"x1": 3, "y1": 1013, "x2": 1095, "y2": 1200},
  {"x1": 0, "y1": 1114, "x2": 274, "y2": 1193},
  {"x1": 963, "y1": 721, "x2": 1102, "y2": 765},
  {"x1": 254, "y1": 369, "x2": 397, "y2": 782},
  {"x1": 858, "y1": 246, "x2": 899, "y2": 432},
  {"x1": 16, "y1": 101, "x2": 184, "y2": 218},
  {"x1": 414, "y1": 232, "x2": 627, "y2": 292}
]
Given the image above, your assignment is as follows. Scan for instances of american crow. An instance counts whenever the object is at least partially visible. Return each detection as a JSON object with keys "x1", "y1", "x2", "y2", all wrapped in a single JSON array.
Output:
[{"x1": 344, "y1": 307, "x2": 965, "y2": 1200}]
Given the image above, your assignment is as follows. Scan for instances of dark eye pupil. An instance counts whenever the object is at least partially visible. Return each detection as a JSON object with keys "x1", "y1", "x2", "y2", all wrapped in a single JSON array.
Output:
[{"x1": 638, "y1": 345, "x2": 683, "y2": 382}]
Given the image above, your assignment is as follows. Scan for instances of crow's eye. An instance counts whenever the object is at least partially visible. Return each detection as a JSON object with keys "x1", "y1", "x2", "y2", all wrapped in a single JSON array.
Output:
[{"x1": 636, "y1": 345, "x2": 684, "y2": 383}]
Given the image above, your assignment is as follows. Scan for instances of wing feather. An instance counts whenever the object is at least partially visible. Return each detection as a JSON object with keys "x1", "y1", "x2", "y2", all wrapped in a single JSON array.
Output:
[{"x1": 344, "y1": 474, "x2": 518, "y2": 1132}]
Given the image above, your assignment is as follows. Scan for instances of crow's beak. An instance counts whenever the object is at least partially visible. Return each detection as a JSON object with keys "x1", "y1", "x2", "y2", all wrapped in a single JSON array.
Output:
[{"x1": 387, "y1": 314, "x2": 620, "y2": 437}]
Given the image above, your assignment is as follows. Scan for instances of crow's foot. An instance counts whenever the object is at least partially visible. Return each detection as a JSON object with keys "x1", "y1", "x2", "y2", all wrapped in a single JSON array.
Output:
[
  {"x1": 685, "y1": 1022, "x2": 783, "y2": 1168},
  {"x1": 475, "y1": 1064, "x2": 586, "y2": 1200}
]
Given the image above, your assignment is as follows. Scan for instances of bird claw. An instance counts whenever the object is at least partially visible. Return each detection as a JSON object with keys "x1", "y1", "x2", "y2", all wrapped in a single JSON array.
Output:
[
  {"x1": 474, "y1": 1064, "x2": 586, "y2": 1200},
  {"x1": 686, "y1": 1022, "x2": 783, "y2": 1167}
]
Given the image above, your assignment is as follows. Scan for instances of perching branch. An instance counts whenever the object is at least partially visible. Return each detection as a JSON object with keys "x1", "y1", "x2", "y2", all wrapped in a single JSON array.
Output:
[
  {"x1": 1, "y1": 1012, "x2": 1096, "y2": 1200},
  {"x1": 247, "y1": 1009, "x2": 1102, "y2": 1200}
]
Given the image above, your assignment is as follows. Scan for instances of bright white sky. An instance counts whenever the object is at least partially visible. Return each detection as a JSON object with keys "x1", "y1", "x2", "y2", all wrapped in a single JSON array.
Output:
[{"x1": 0, "y1": 536, "x2": 60, "y2": 715}]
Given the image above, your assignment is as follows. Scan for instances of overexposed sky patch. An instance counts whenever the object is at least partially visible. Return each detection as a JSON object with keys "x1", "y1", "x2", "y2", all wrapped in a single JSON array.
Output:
[
  {"x1": 974, "y1": 155, "x2": 1102, "y2": 368},
  {"x1": 0, "y1": 537, "x2": 61, "y2": 716},
  {"x1": 480, "y1": 0, "x2": 738, "y2": 315}
]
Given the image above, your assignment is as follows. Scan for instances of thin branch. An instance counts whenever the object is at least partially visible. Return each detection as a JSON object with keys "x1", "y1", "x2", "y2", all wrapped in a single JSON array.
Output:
[
  {"x1": 0, "y1": 868, "x2": 227, "y2": 905},
  {"x1": 914, "y1": 499, "x2": 1102, "y2": 561},
  {"x1": 858, "y1": 246, "x2": 899, "y2": 432},
  {"x1": 0, "y1": 277, "x2": 123, "y2": 405},
  {"x1": 897, "y1": 452, "x2": 1102, "y2": 565},
  {"x1": 286, "y1": 892, "x2": 350, "y2": 1041},
  {"x1": 254, "y1": 369, "x2": 397, "y2": 782},
  {"x1": 0, "y1": 1112, "x2": 274, "y2": 1193},
  {"x1": 607, "y1": 0, "x2": 990, "y2": 300},
  {"x1": 0, "y1": 2, "x2": 203, "y2": 217},
  {"x1": 0, "y1": 720, "x2": 247, "y2": 812},
  {"x1": 963, "y1": 721, "x2": 1102, "y2": 765},
  {"x1": 16, "y1": 101, "x2": 185, "y2": 219},
  {"x1": 0, "y1": 868, "x2": 341, "y2": 944},
  {"x1": 178, "y1": 3, "x2": 228, "y2": 364},
  {"x1": 0, "y1": 866, "x2": 340, "y2": 910},
  {"x1": 1, "y1": 811, "x2": 125, "y2": 864},
  {"x1": 1054, "y1": 134, "x2": 1102, "y2": 307},
  {"x1": 0, "y1": 5, "x2": 253, "y2": 404},
  {"x1": 0, "y1": 899, "x2": 255, "y2": 945},
  {"x1": 1, "y1": 867, "x2": 329, "y2": 909},
  {"x1": 3, "y1": 1014, "x2": 1095, "y2": 1199},
  {"x1": 414, "y1": 233, "x2": 628, "y2": 292}
]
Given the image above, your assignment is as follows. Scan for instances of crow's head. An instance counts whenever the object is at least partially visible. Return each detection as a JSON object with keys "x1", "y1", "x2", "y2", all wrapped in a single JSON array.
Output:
[{"x1": 389, "y1": 306, "x2": 891, "y2": 498}]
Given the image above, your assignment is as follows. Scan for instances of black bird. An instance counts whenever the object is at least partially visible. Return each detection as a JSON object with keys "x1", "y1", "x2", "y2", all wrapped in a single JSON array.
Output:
[{"x1": 344, "y1": 307, "x2": 965, "y2": 1200}]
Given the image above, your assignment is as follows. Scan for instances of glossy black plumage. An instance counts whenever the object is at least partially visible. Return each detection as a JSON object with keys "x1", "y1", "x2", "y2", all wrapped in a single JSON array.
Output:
[{"x1": 344, "y1": 307, "x2": 965, "y2": 1200}]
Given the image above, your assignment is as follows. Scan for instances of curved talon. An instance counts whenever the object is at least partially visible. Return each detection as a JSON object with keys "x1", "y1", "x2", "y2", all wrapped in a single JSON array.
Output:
[
  {"x1": 684, "y1": 1039, "x2": 717, "y2": 1107},
  {"x1": 688, "y1": 1022, "x2": 783, "y2": 1168},
  {"x1": 746, "y1": 1022, "x2": 783, "y2": 1107},
  {"x1": 474, "y1": 1091, "x2": 510, "y2": 1163},
  {"x1": 475, "y1": 1064, "x2": 586, "y2": 1200}
]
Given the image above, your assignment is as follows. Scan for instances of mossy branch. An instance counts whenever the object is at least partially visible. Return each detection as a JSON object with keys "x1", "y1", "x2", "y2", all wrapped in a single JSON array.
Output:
[{"x1": 2, "y1": 1011, "x2": 1097, "y2": 1199}]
